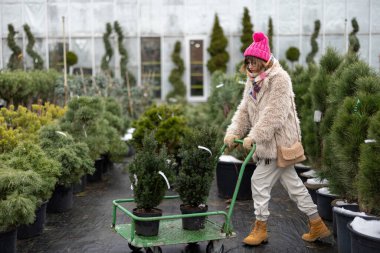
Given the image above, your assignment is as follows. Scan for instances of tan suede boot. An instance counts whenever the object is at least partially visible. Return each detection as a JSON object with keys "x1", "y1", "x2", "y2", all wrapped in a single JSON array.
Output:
[
  {"x1": 302, "y1": 217, "x2": 331, "y2": 242},
  {"x1": 243, "y1": 220, "x2": 268, "y2": 246}
]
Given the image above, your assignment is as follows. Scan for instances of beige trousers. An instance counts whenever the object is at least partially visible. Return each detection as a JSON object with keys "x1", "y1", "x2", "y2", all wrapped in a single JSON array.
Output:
[{"x1": 251, "y1": 159, "x2": 317, "y2": 221}]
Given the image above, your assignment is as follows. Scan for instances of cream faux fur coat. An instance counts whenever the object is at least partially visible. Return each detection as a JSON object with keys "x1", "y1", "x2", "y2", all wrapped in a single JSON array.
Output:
[{"x1": 226, "y1": 60, "x2": 302, "y2": 159}]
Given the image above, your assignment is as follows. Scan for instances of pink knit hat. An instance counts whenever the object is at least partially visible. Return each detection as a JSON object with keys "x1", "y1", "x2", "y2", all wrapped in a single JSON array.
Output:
[{"x1": 243, "y1": 32, "x2": 271, "y2": 62}]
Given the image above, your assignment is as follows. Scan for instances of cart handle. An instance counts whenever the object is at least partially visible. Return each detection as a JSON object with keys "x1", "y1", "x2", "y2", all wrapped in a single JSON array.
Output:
[{"x1": 219, "y1": 139, "x2": 256, "y2": 235}]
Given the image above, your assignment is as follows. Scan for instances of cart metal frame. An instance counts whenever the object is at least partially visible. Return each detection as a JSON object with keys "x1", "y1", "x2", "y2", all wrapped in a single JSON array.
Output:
[{"x1": 112, "y1": 140, "x2": 255, "y2": 253}]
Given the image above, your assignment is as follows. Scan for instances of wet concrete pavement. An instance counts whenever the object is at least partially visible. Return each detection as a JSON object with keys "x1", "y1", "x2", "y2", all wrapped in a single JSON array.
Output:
[{"x1": 18, "y1": 162, "x2": 337, "y2": 253}]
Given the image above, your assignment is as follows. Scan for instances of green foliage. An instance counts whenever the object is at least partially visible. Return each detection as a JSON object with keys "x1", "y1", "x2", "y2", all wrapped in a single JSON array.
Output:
[
  {"x1": 306, "y1": 20, "x2": 321, "y2": 65},
  {"x1": 303, "y1": 49, "x2": 342, "y2": 169},
  {"x1": 60, "y1": 96, "x2": 109, "y2": 160},
  {"x1": 286, "y1": 47, "x2": 300, "y2": 64},
  {"x1": 166, "y1": 41, "x2": 186, "y2": 101},
  {"x1": 358, "y1": 111, "x2": 380, "y2": 215},
  {"x1": 328, "y1": 93, "x2": 380, "y2": 200},
  {"x1": 349, "y1": 18, "x2": 360, "y2": 54},
  {"x1": 207, "y1": 71, "x2": 245, "y2": 142},
  {"x1": 132, "y1": 104, "x2": 189, "y2": 155},
  {"x1": 0, "y1": 142, "x2": 60, "y2": 202},
  {"x1": 207, "y1": 14, "x2": 230, "y2": 74},
  {"x1": 0, "y1": 104, "x2": 65, "y2": 153},
  {"x1": 240, "y1": 7, "x2": 254, "y2": 54},
  {"x1": 0, "y1": 165, "x2": 43, "y2": 232},
  {"x1": 23, "y1": 24, "x2": 44, "y2": 70},
  {"x1": 267, "y1": 17, "x2": 274, "y2": 53},
  {"x1": 114, "y1": 21, "x2": 136, "y2": 86},
  {"x1": 66, "y1": 51, "x2": 78, "y2": 67},
  {"x1": 128, "y1": 133, "x2": 173, "y2": 210},
  {"x1": 101, "y1": 23, "x2": 114, "y2": 76},
  {"x1": 6, "y1": 24, "x2": 23, "y2": 70},
  {"x1": 0, "y1": 70, "x2": 60, "y2": 106},
  {"x1": 176, "y1": 127, "x2": 218, "y2": 206},
  {"x1": 39, "y1": 124, "x2": 94, "y2": 187}
]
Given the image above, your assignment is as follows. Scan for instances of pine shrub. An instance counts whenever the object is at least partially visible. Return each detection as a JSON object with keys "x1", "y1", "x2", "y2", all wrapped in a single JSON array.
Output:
[
  {"x1": 207, "y1": 14, "x2": 229, "y2": 74},
  {"x1": 176, "y1": 127, "x2": 218, "y2": 206},
  {"x1": 131, "y1": 104, "x2": 189, "y2": 155},
  {"x1": 267, "y1": 17, "x2": 274, "y2": 52},
  {"x1": 0, "y1": 165, "x2": 42, "y2": 232},
  {"x1": 128, "y1": 133, "x2": 173, "y2": 210},
  {"x1": 358, "y1": 111, "x2": 380, "y2": 215},
  {"x1": 39, "y1": 124, "x2": 94, "y2": 187}
]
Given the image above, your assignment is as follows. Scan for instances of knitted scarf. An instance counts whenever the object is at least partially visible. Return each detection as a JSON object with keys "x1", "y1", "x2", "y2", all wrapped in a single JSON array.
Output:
[{"x1": 248, "y1": 57, "x2": 275, "y2": 100}]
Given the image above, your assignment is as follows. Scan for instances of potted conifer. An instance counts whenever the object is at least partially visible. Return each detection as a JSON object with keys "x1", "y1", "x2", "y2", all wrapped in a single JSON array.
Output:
[
  {"x1": 0, "y1": 164, "x2": 42, "y2": 253},
  {"x1": 128, "y1": 133, "x2": 173, "y2": 236},
  {"x1": 0, "y1": 142, "x2": 60, "y2": 239},
  {"x1": 175, "y1": 127, "x2": 218, "y2": 230},
  {"x1": 39, "y1": 124, "x2": 94, "y2": 212}
]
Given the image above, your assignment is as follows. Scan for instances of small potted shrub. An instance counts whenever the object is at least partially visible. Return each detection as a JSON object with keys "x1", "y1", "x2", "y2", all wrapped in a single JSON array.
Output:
[
  {"x1": 128, "y1": 133, "x2": 173, "y2": 236},
  {"x1": 39, "y1": 124, "x2": 94, "y2": 212},
  {"x1": 60, "y1": 96, "x2": 109, "y2": 182},
  {"x1": 176, "y1": 127, "x2": 218, "y2": 230},
  {"x1": 0, "y1": 165, "x2": 42, "y2": 252},
  {"x1": 0, "y1": 142, "x2": 60, "y2": 239}
]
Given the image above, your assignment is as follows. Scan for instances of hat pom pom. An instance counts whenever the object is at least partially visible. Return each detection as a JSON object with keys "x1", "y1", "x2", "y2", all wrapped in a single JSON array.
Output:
[{"x1": 253, "y1": 32, "x2": 266, "y2": 42}]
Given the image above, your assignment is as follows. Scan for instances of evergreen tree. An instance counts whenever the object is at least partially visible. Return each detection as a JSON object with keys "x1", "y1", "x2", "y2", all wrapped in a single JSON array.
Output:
[
  {"x1": 114, "y1": 21, "x2": 136, "y2": 86},
  {"x1": 176, "y1": 127, "x2": 218, "y2": 207},
  {"x1": 128, "y1": 132, "x2": 173, "y2": 210},
  {"x1": 306, "y1": 20, "x2": 321, "y2": 65},
  {"x1": 240, "y1": 7, "x2": 254, "y2": 54},
  {"x1": 267, "y1": 17, "x2": 274, "y2": 52},
  {"x1": 207, "y1": 14, "x2": 229, "y2": 74},
  {"x1": 23, "y1": 24, "x2": 44, "y2": 70},
  {"x1": 304, "y1": 48, "x2": 342, "y2": 169},
  {"x1": 7, "y1": 24, "x2": 23, "y2": 70},
  {"x1": 101, "y1": 23, "x2": 113, "y2": 76},
  {"x1": 166, "y1": 41, "x2": 186, "y2": 102},
  {"x1": 359, "y1": 110, "x2": 380, "y2": 215},
  {"x1": 349, "y1": 18, "x2": 360, "y2": 54}
]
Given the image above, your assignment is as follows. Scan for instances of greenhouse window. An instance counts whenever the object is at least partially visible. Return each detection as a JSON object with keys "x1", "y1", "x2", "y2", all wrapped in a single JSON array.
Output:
[{"x1": 141, "y1": 37, "x2": 161, "y2": 99}]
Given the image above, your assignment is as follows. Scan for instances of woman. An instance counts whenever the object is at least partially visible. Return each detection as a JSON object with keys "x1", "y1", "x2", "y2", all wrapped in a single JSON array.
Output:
[{"x1": 223, "y1": 32, "x2": 331, "y2": 246}]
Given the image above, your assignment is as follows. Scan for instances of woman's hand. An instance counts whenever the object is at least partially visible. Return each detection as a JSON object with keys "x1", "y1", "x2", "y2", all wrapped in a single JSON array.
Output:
[
  {"x1": 224, "y1": 134, "x2": 239, "y2": 150},
  {"x1": 243, "y1": 137, "x2": 255, "y2": 150}
]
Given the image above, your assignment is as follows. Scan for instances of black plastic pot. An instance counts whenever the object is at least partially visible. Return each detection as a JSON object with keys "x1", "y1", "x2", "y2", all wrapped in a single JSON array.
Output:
[
  {"x1": 47, "y1": 185, "x2": 73, "y2": 213},
  {"x1": 87, "y1": 157, "x2": 104, "y2": 182},
  {"x1": 17, "y1": 201, "x2": 48, "y2": 239},
  {"x1": 294, "y1": 164, "x2": 310, "y2": 183},
  {"x1": 216, "y1": 160, "x2": 256, "y2": 200},
  {"x1": 304, "y1": 182, "x2": 327, "y2": 204},
  {"x1": 132, "y1": 208, "x2": 162, "y2": 236},
  {"x1": 73, "y1": 175, "x2": 87, "y2": 194},
  {"x1": 180, "y1": 204, "x2": 208, "y2": 230},
  {"x1": 316, "y1": 190, "x2": 338, "y2": 221},
  {"x1": 332, "y1": 200, "x2": 359, "y2": 237},
  {"x1": 334, "y1": 207, "x2": 377, "y2": 253},
  {"x1": 348, "y1": 221, "x2": 380, "y2": 253},
  {"x1": 0, "y1": 228, "x2": 17, "y2": 253}
]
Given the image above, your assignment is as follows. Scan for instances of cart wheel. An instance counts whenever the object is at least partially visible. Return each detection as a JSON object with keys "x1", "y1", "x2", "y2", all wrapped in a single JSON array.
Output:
[
  {"x1": 185, "y1": 243, "x2": 200, "y2": 253},
  {"x1": 145, "y1": 246, "x2": 162, "y2": 253},
  {"x1": 206, "y1": 241, "x2": 224, "y2": 253},
  {"x1": 128, "y1": 243, "x2": 142, "y2": 252}
]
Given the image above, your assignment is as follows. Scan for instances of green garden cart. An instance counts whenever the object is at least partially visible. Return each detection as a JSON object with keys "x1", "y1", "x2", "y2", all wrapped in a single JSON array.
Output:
[{"x1": 112, "y1": 140, "x2": 255, "y2": 253}]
